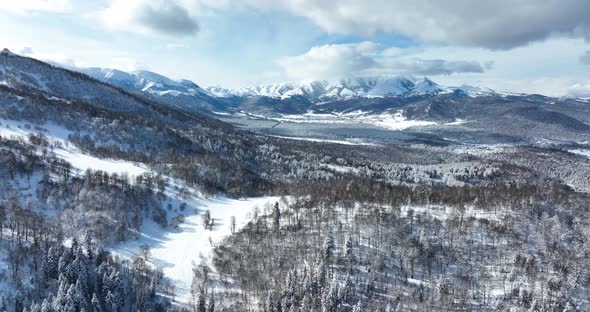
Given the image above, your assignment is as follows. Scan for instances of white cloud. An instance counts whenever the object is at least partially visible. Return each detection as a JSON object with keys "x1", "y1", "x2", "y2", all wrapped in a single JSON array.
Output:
[
  {"x1": 100, "y1": 0, "x2": 198, "y2": 36},
  {"x1": 234, "y1": 0, "x2": 590, "y2": 49},
  {"x1": 19, "y1": 47, "x2": 34, "y2": 55},
  {"x1": 166, "y1": 43, "x2": 189, "y2": 50},
  {"x1": 567, "y1": 82, "x2": 590, "y2": 98},
  {"x1": 277, "y1": 42, "x2": 487, "y2": 81},
  {"x1": 0, "y1": 0, "x2": 72, "y2": 13},
  {"x1": 94, "y1": 0, "x2": 590, "y2": 48},
  {"x1": 277, "y1": 42, "x2": 380, "y2": 80}
]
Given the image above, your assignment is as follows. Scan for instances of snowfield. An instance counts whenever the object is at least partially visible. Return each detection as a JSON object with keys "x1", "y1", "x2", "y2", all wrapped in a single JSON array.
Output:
[
  {"x1": 244, "y1": 110, "x2": 466, "y2": 131},
  {"x1": 112, "y1": 195, "x2": 278, "y2": 303},
  {"x1": 52, "y1": 147, "x2": 150, "y2": 177},
  {"x1": 569, "y1": 149, "x2": 590, "y2": 159}
]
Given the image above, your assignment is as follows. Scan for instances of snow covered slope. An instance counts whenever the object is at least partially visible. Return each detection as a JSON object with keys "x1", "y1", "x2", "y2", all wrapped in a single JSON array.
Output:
[
  {"x1": 113, "y1": 195, "x2": 279, "y2": 303},
  {"x1": 77, "y1": 67, "x2": 230, "y2": 113},
  {"x1": 0, "y1": 115, "x2": 278, "y2": 304}
]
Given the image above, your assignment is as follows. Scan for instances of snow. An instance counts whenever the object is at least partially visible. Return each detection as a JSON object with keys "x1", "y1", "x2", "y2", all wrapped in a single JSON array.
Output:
[
  {"x1": 53, "y1": 147, "x2": 149, "y2": 176},
  {"x1": 569, "y1": 149, "x2": 590, "y2": 158},
  {"x1": 112, "y1": 195, "x2": 279, "y2": 303},
  {"x1": 206, "y1": 76, "x2": 493, "y2": 101},
  {"x1": 373, "y1": 111, "x2": 437, "y2": 130},
  {"x1": 248, "y1": 110, "x2": 466, "y2": 131},
  {"x1": 269, "y1": 135, "x2": 378, "y2": 146},
  {"x1": 367, "y1": 76, "x2": 415, "y2": 97},
  {"x1": 0, "y1": 117, "x2": 280, "y2": 305},
  {"x1": 322, "y1": 164, "x2": 361, "y2": 174},
  {"x1": 0, "y1": 118, "x2": 149, "y2": 177}
]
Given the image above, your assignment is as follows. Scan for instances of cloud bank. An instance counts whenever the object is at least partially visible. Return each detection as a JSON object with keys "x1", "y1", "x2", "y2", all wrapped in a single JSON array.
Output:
[
  {"x1": 277, "y1": 42, "x2": 487, "y2": 80},
  {"x1": 238, "y1": 0, "x2": 590, "y2": 49}
]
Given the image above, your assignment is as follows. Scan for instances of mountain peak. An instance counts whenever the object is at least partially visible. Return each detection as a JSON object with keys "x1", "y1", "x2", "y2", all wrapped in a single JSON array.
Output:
[
  {"x1": 205, "y1": 75, "x2": 488, "y2": 101},
  {"x1": 1, "y1": 48, "x2": 15, "y2": 56}
]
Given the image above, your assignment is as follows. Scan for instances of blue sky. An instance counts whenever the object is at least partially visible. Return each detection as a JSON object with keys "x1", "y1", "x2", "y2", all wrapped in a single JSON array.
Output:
[{"x1": 1, "y1": 0, "x2": 590, "y2": 96}]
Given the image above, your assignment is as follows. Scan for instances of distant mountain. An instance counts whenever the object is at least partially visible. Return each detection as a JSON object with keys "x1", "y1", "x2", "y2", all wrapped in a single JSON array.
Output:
[
  {"x1": 63, "y1": 60, "x2": 497, "y2": 115},
  {"x1": 74, "y1": 67, "x2": 231, "y2": 113},
  {"x1": 206, "y1": 76, "x2": 495, "y2": 102}
]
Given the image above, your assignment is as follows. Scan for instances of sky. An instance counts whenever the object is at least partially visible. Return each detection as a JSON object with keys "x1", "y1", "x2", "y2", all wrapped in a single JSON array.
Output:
[{"x1": 1, "y1": 0, "x2": 590, "y2": 96}]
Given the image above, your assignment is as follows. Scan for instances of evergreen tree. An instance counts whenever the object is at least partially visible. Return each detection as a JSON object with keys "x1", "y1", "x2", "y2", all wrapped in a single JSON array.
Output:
[
  {"x1": 323, "y1": 234, "x2": 335, "y2": 263},
  {"x1": 321, "y1": 277, "x2": 340, "y2": 312},
  {"x1": 300, "y1": 293, "x2": 313, "y2": 312},
  {"x1": 266, "y1": 292, "x2": 275, "y2": 312},
  {"x1": 91, "y1": 293, "x2": 102, "y2": 312},
  {"x1": 344, "y1": 235, "x2": 354, "y2": 267},
  {"x1": 196, "y1": 290, "x2": 206, "y2": 312},
  {"x1": 207, "y1": 293, "x2": 215, "y2": 312},
  {"x1": 273, "y1": 202, "x2": 281, "y2": 232}
]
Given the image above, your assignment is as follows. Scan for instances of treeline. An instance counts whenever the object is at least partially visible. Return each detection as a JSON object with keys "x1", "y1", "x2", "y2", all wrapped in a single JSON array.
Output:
[{"x1": 284, "y1": 175, "x2": 575, "y2": 212}]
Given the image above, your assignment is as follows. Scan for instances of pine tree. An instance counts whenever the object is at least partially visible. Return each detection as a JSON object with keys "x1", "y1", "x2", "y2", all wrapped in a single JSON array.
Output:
[
  {"x1": 273, "y1": 202, "x2": 281, "y2": 232},
  {"x1": 105, "y1": 291, "x2": 118, "y2": 312},
  {"x1": 40, "y1": 298, "x2": 52, "y2": 312},
  {"x1": 321, "y1": 277, "x2": 340, "y2": 312},
  {"x1": 340, "y1": 275, "x2": 353, "y2": 305},
  {"x1": 196, "y1": 290, "x2": 206, "y2": 312},
  {"x1": 91, "y1": 293, "x2": 102, "y2": 312},
  {"x1": 323, "y1": 234, "x2": 335, "y2": 264},
  {"x1": 42, "y1": 246, "x2": 60, "y2": 282},
  {"x1": 207, "y1": 293, "x2": 215, "y2": 312},
  {"x1": 266, "y1": 292, "x2": 275, "y2": 312},
  {"x1": 315, "y1": 260, "x2": 327, "y2": 296},
  {"x1": 300, "y1": 293, "x2": 313, "y2": 312},
  {"x1": 344, "y1": 235, "x2": 354, "y2": 267}
]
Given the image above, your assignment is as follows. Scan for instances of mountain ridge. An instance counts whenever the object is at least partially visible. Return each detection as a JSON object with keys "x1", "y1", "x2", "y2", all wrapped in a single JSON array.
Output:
[{"x1": 206, "y1": 76, "x2": 497, "y2": 101}]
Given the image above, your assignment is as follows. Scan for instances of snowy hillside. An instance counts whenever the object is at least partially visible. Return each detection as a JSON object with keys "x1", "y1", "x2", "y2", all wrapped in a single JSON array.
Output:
[
  {"x1": 80, "y1": 67, "x2": 213, "y2": 98},
  {"x1": 0, "y1": 116, "x2": 278, "y2": 305}
]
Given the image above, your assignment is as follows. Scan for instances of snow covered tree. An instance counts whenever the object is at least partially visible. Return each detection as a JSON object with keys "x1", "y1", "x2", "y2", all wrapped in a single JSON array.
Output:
[
  {"x1": 344, "y1": 234, "x2": 354, "y2": 267},
  {"x1": 321, "y1": 277, "x2": 341, "y2": 312}
]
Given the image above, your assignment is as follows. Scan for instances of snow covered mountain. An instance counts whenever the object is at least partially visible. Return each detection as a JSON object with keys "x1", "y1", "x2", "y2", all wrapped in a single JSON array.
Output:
[
  {"x1": 80, "y1": 67, "x2": 213, "y2": 98},
  {"x1": 72, "y1": 66, "x2": 230, "y2": 113},
  {"x1": 207, "y1": 76, "x2": 495, "y2": 101},
  {"x1": 65, "y1": 60, "x2": 496, "y2": 113}
]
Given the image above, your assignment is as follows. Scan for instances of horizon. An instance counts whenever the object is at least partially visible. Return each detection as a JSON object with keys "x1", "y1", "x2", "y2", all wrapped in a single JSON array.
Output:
[{"x1": 1, "y1": 1, "x2": 590, "y2": 97}]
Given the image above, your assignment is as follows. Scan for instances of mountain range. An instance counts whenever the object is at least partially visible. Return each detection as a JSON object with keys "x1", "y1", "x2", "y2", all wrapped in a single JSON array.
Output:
[
  {"x1": 63, "y1": 60, "x2": 500, "y2": 115},
  {"x1": 2, "y1": 48, "x2": 590, "y2": 146},
  {"x1": 206, "y1": 76, "x2": 496, "y2": 101}
]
